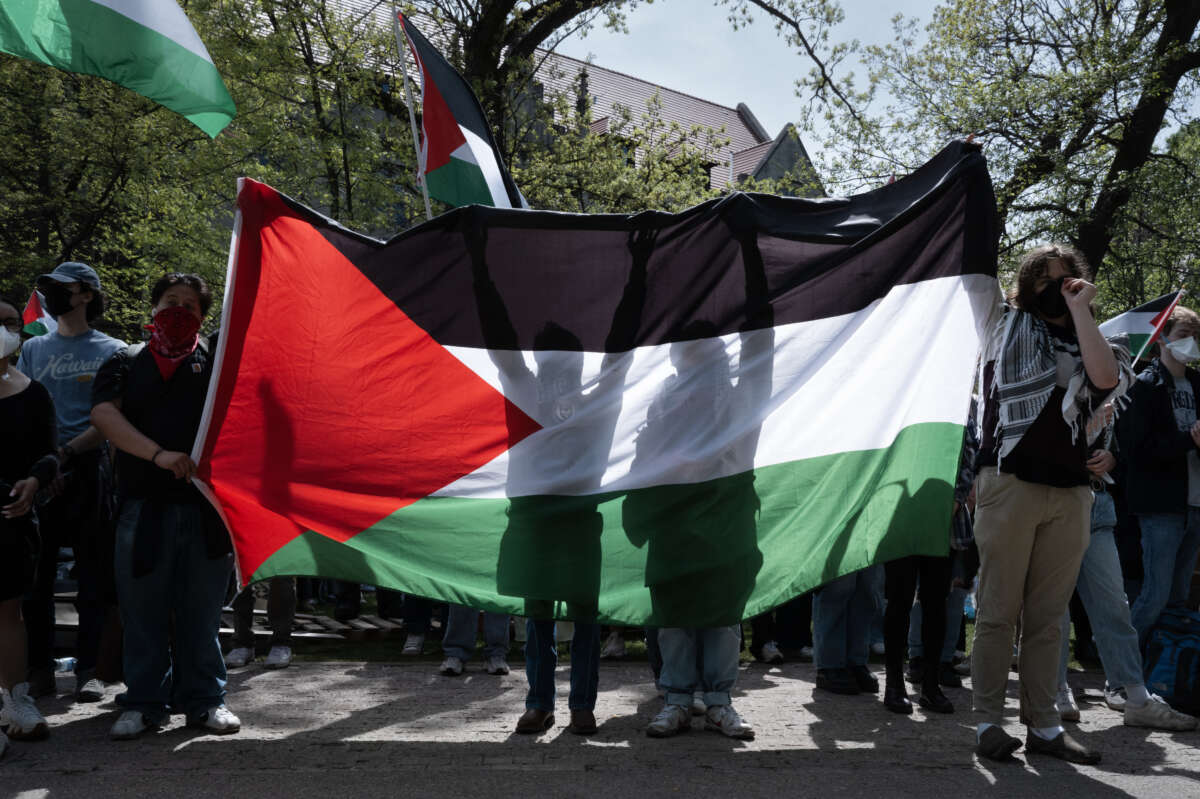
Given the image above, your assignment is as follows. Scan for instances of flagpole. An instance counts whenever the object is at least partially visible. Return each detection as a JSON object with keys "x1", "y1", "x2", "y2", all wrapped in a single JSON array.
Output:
[{"x1": 393, "y1": 8, "x2": 433, "y2": 221}]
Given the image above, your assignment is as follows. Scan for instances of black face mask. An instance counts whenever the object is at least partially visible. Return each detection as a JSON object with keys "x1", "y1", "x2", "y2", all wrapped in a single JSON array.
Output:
[
  {"x1": 1035, "y1": 278, "x2": 1069, "y2": 319},
  {"x1": 41, "y1": 284, "x2": 76, "y2": 317}
]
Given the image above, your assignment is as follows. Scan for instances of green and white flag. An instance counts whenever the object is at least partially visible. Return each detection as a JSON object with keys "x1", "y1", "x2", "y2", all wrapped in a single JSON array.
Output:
[{"x1": 0, "y1": 0, "x2": 235, "y2": 137}]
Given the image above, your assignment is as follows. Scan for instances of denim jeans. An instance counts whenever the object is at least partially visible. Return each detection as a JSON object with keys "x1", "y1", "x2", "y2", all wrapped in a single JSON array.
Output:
[
  {"x1": 525, "y1": 618, "x2": 600, "y2": 712},
  {"x1": 658, "y1": 625, "x2": 741, "y2": 708},
  {"x1": 1058, "y1": 492, "x2": 1143, "y2": 689},
  {"x1": 114, "y1": 500, "x2": 232, "y2": 722},
  {"x1": 1131, "y1": 508, "x2": 1200, "y2": 649},
  {"x1": 813, "y1": 565, "x2": 882, "y2": 670},
  {"x1": 232, "y1": 576, "x2": 296, "y2": 647},
  {"x1": 442, "y1": 605, "x2": 510, "y2": 661}
]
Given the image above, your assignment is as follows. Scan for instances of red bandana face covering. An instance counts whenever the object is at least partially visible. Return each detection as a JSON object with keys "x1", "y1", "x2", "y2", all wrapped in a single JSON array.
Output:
[{"x1": 145, "y1": 305, "x2": 201, "y2": 380}]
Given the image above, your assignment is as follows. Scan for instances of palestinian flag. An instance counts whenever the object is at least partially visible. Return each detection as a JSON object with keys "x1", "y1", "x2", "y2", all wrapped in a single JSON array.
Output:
[
  {"x1": 194, "y1": 140, "x2": 1000, "y2": 627},
  {"x1": 397, "y1": 13, "x2": 524, "y2": 209},
  {"x1": 1099, "y1": 291, "x2": 1183, "y2": 361},
  {"x1": 0, "y1": 0, "x2": 235, "y2": 138},
  {"x1": 22, "y1": 290, "x2": 55, "y2": 336}
]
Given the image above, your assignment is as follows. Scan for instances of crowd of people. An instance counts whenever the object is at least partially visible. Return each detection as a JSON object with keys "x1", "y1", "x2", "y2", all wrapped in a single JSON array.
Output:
[{"x1": 2, "y1": 244, "x2": 1200, "y2": 764}]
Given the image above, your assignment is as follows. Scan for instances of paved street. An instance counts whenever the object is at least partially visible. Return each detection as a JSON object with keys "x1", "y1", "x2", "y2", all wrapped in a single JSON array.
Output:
[{"x1": 3, "y1": 661, "x2": 1199, "y2": 798}]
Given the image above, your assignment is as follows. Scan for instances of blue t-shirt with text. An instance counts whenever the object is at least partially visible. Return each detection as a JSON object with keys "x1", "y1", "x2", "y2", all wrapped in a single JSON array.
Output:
[{"x1": 17, "y1": 328, "x2": 126, "y2": 446}]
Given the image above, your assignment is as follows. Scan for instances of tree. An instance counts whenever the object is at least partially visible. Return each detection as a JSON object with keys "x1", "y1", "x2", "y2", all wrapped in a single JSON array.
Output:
[{"x1": 723, "y1": 0, "x2": 1200, "y2": 282}]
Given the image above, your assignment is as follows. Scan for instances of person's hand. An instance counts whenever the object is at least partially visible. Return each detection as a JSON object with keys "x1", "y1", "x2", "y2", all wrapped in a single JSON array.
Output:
[
  {"x1": 1062, "y1": 277, "x2": 1098, "y2": 315},
  {"x1": 153, "y1": 450, "x2": 196, "y2": 480},
  {"x1": 1190, "y1": 420, "x2": 1200, "y2": 447},
  {"x1": 2, "y1": 478, "x2": 39, "y2": 518},
  {"x1": 1087, "y1": 449, "x2": 1116, "y2": 477}
]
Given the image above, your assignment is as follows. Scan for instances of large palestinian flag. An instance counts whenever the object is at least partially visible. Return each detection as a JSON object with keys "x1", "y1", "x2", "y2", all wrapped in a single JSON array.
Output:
[
  {"x1": 1099, "y1": 290, "x2": 1182, "y2": 361},
  {"x1": 0, "y1": 0, "x2": 235, "y2": 138},
  {"x1": 397, "y1": 13, "x2": 524, "y2": 209},
  {"x1": 194, "y1": 140, "x2": 1000, "y2": 627}
]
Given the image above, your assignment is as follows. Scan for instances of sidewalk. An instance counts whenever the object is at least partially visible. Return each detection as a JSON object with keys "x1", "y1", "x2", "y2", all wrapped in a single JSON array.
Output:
[{"x1": 3, "y1": 661, "x2": 1199, "y2": 798}]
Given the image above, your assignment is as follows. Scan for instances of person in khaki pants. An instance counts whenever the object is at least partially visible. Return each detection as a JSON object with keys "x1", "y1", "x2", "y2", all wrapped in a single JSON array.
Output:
[{"x1": 971, "y1": 244, "x2": 1131, "y2": 764}]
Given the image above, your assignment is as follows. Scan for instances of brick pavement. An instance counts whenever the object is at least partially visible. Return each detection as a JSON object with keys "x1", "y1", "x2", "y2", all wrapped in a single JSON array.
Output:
[{"x1": 2, "y1": 661, "x2": 1199, "y2": 798}]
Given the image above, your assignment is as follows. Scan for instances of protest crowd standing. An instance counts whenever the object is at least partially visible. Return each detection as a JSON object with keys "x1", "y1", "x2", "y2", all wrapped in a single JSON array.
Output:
[{"x1": 3, "y1": 251, "x2": 1200, "y2": 760}]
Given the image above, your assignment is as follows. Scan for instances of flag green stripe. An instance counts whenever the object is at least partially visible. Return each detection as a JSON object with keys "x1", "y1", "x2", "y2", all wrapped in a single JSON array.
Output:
[
  {"x1": 251, "y1": 421, "x2": 962, "y2": 626},
  {"x1": 426, "y1": 155, "x2": 495, "y2": 207},
  {"x1": 22, "y1": 321, "x2": 48, "y2": 336},
  {"x1": 0, "y1": 0, "x2": 234, "y2": 137}
]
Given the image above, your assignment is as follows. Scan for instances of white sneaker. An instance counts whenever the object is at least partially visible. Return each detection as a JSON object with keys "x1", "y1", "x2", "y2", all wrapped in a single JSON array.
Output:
[
  {"x1": 0, "y1": 683, "x2": 48, "y2": 740},
  {"x1": 870, "y1": 641, "x2": 886, "y2": 656},
  {"x1": 760, "y1": 641, "x2": 784, "y2": 664},
  {"x1": 705, "y1": 704, "x2": 755, "y2": 740},
  {"x1": 691, "y1": 692, "x2": 706, "y2": 717},
  {"x1": 224, "y1": 646, "x2": 254, "y2": 668},
  {"x1": 645, "y1": 704, "x2": 691, "y2": 738},
  {"x1": 600, "y1": 631, "x2": 626, "y2": 659},
  {"x1": 1056, "y1": 684, "x2": 1080, "y2": 722},
  {"x1": 1104, "y1": 686, "x2": 1127, "y2": 711},
  {"x1": 1125, "y1": 695, "x2": 1198, "y2": 731},
  {"x1": 264, "y1": 646, "x2": 293, "y2": 669},
  {"x1": 402, "y1": 633, "x2": 425, "y2": 656},
  {"x1": 188, "y1": 705, "x2": 241, "y2": 734},
  {"x1": 484, "y1": 655, "x2": 510, "y2": 675},
  {"x1": 110, "y1": 710, "x2": 156, "y2": 740},
  {"x1": 440, "y1": 656, "x2": 464, "y2": 676}
]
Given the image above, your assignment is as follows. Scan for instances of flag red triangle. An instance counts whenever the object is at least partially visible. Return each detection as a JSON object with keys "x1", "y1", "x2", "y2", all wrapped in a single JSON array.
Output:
[{"x1": 198, "y1": 180, "x2": 541, "y2": 580}]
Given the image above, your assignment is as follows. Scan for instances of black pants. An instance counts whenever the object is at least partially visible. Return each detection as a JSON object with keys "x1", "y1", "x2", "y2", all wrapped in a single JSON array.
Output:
[
  {"x1": 748, "y1": 592, "x2": 813, "y2": 654},
  {"x1": 883, "y1": 555, "x2": 951, "y2": 690}
]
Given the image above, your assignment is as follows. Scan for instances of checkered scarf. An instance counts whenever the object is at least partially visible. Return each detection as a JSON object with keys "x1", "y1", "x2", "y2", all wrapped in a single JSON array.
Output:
[{"x1": 984, "y1": 307, "x2": 1132, "y2": 465}]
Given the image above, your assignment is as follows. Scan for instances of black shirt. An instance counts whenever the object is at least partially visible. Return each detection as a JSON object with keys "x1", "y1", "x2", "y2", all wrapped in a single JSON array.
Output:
[
  {"x1": 0, "y1": 378, "x2": 57, "y2": 489},
  {"x1": 91, "y1": 339, "x2": 214, "y2": 503}
]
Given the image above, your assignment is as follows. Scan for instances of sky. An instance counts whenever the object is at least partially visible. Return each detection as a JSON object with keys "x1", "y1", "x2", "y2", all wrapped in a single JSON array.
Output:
[{"x1": 556, "y1": 0, "x2": 938, "y2": 139}]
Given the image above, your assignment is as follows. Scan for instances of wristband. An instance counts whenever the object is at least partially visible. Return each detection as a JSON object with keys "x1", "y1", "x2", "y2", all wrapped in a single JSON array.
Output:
[{"x1": 151, "y1": 447, "x2": 164, "y2": 465}]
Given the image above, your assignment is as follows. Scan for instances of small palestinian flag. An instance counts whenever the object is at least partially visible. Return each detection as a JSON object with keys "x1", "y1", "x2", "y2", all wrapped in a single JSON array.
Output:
[
  {"x1": 22, "y1": 290, "x2": 56, "y2": 336},
  {"x1": 0, "y1": 0, "x2": 235, "y2": 137},
  {"x1": 396, "y1": 13, "x2": 524, "y2": 209},
  {"x1": 194, "y1": 140, "x2": 999, "y2": 627},
  {"x1": 1100, "y1": 291, "x2": 1183, "y2": 361}
]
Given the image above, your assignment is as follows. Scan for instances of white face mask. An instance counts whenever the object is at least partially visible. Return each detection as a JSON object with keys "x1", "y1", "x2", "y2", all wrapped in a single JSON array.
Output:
[
  {"x1": 1166, "y1": 336, "x2": 1200, "y2": 363},
  {"x1": 0, "y1": 327, "x2": 21, "y2": 359}
]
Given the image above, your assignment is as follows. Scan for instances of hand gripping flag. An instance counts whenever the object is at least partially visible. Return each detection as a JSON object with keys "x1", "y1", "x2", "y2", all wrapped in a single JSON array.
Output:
[
  {"x1": 194, "y1": 140, "x2": 1001, "y2": 627},
  {"x1": 1099, "y1": 291, "x2": 1183, "y2": 361},
  {"x1": 397, "y1": 13, "x2": 524, "y2": 209},
  {"x1": 0, "y1": 0, "x2": 235, "y2": 137}
]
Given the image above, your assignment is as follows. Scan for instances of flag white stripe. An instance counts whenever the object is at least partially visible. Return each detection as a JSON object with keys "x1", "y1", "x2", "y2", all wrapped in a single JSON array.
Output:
[
  {"x1": 92, "y1": 0, "x2": 214, "y2": 63},
  {"x1": 436, "y1": 273, "x2": 995, "y2": 499},
  {"x1": 461, "y1": 126, "x2": 513, "y2": 209}
]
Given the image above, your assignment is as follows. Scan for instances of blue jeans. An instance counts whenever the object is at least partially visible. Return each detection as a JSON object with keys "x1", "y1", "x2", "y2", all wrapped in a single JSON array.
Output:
[
  {"x1": 813, "y1": 565, "x2": 882, "y2": 670},
  {"x1": 524, "y1": 618, "x2": 600, "y2": 712},
  {"x1": 1132, "y1": 508, "x2": 1200, "y2": 649},
  {"x1": 442, "y1": 605, "x2": 510, "y2": 661},
  {"x1": 1058, "y1": 492, "x2": 1143, "y2": 689},
  {"x1": 114, "y1": 500, "x2": 232, "y2": 722},
  {"x1": 659, "y1": 625, "x2": 741, "y2": 708}
]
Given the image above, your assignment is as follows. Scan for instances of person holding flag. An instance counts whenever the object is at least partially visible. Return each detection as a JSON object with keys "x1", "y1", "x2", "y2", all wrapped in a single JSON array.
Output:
[{"x1": 1117, "y1": 305, "x2": 1200, "y2": 652}]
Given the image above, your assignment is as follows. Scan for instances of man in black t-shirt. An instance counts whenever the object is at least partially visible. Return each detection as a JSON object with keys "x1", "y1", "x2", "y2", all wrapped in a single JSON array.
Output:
[{"x1": 90, "y1": 274, "x2": 239, "y2": 741}]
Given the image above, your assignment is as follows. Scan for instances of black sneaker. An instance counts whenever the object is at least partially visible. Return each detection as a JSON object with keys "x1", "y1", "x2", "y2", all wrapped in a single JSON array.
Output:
[
  {"x1": 850, "y1": 665, "x2": 879, "y2": 693},
  {"x1": 816, "y1": 668, "x2": 860, "y2": 695},
  {"x1": 937, "y1": 661, "x2": 963, "y2": 688}
]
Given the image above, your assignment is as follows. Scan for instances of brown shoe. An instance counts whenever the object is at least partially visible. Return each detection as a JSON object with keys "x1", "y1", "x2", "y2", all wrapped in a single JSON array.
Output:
[
  {"x1": 1025, "y1": 731, "x2": 1101, "y2": 764},
  {"x1": 975, "y1": 726, "x2": 1022, "y2": 761},
  {"x1": 515, "y1": 708, "x2": 554, "y2": 734},
  {"x1": 568, "y1": 709, "x2": 598, "y2": 735}
]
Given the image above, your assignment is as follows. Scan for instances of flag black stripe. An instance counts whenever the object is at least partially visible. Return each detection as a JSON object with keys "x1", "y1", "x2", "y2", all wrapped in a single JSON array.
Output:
[{"x1": 277, "y1": 140, "x2": 997, "y2": 352}]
